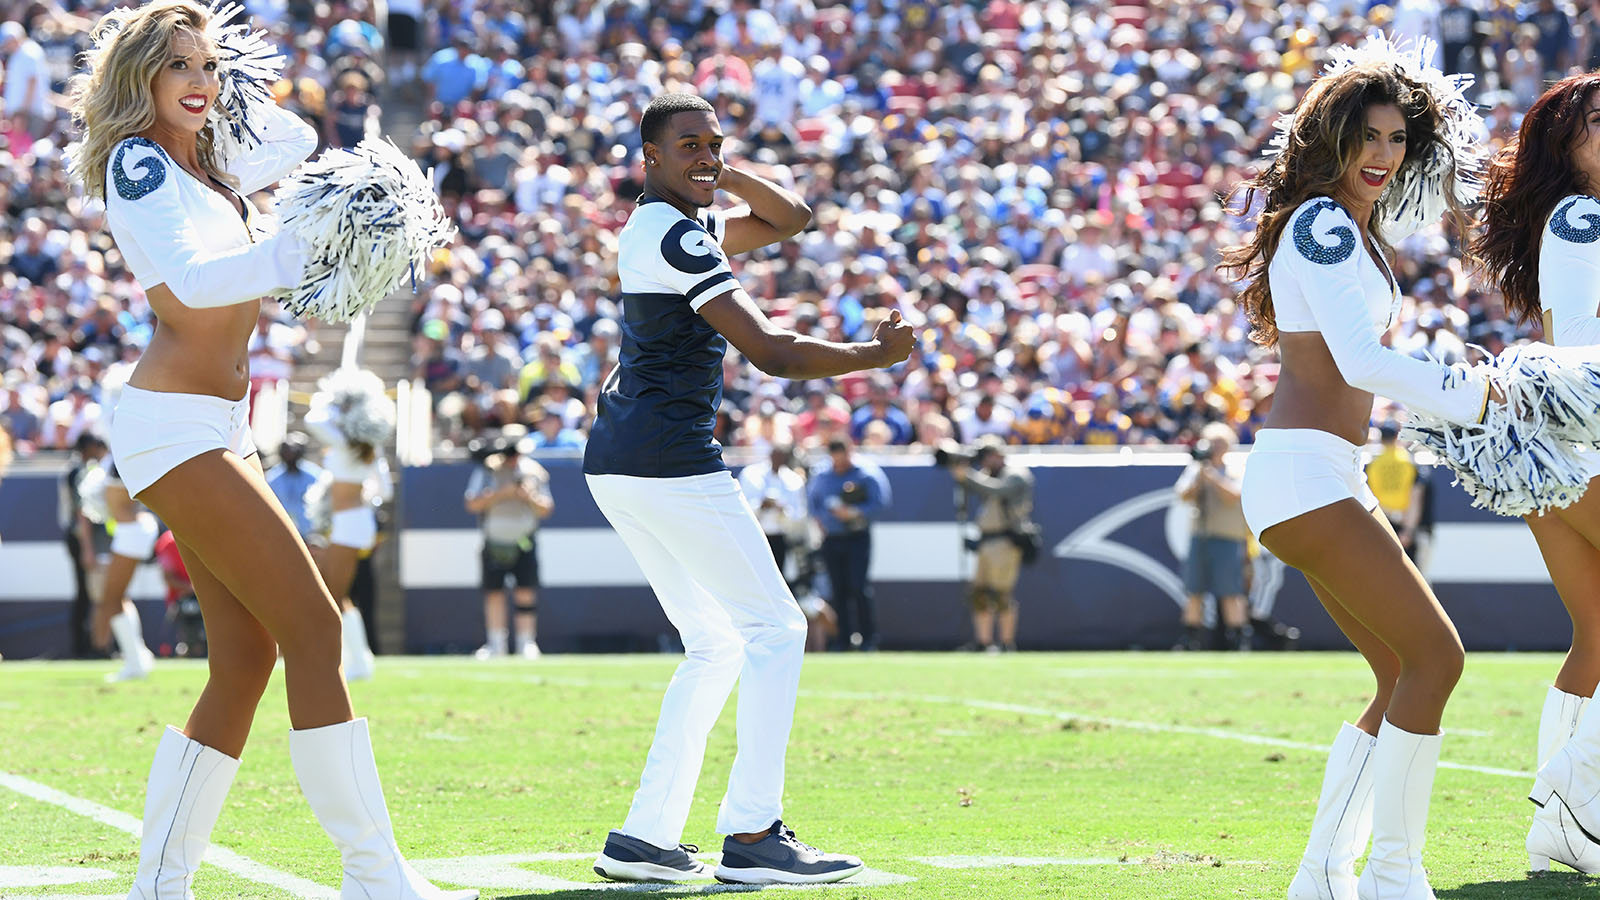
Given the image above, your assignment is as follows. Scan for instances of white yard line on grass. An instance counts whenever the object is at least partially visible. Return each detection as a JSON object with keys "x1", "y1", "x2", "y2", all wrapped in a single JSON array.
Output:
[
  {"x1": 799, "y1": 691, "x2": 1533, "y2": 781},
  {"x1": 0, "y1": 772, "x2": 338, "y2": 899},
  {"x1": 381, "y1": 669, "x2": 1534, "y2": 781}
]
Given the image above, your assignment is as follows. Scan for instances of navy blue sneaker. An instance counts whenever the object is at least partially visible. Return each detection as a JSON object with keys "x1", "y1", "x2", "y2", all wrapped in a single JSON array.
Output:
[
  {"x1": 715, "y1": 821, "x2": 863, "y2": 885},
  {"x1": 593, "y1": 830, "x2": 712, "y2": 882}
]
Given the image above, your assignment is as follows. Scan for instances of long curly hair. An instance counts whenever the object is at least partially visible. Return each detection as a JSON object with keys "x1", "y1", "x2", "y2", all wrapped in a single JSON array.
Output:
[
  {"x1": 67, "y1": 0, "x2": 231, "y2": 200},
  {"x1": 1220, "y1": 62, "x2": 1467, "y2": 346},
  {"x1": 1474, "y1": 74, "x2": 1600, "y2": 324}
]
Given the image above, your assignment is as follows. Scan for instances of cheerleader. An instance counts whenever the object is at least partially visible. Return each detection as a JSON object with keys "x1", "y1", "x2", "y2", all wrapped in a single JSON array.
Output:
[
  {"x1": 67, "y1": 3, "x2": 474, "y2": 897},
  {"x1": 1221, "y1": 37, "x2": 1497, "y2": 900},
  {"x1": 82, "y1": 456, "x2": 159, "y2": 681},
  {"x1": 304, "y1": 368, "x2": 394, "y2": 682},
  {"x1": 1474, "y1": 72, "x2": 1600, "y2": 874}
]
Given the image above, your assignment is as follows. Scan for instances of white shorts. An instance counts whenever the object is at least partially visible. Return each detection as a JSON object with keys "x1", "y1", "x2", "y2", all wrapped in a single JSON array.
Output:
[
  {"x1": 1241, "y1": 429, "x2": 1378, "y2": 536},
  {"x1": 109, "y1": 511, "x2": 160, "y2": 560},
  {"x1": 109, "y1": 385, "x2": 256, "y2": 499},
  {"x1": 329, "y1": 506, "x2": 377, "y2": 550}
]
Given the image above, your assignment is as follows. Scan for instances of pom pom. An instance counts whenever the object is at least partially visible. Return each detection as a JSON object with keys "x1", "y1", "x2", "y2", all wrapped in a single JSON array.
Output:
[
  {"x1": 271, "y1": 139, "x2": 455, "y2": 322},
  {"x1": 1402, "y1": 343, "x2": 1600, "y2": 517},
  {"x1": 303, "y1": 470, "x2": 333, "y2": 536},
  {"x1": 1487, "y1": 343, "x2": 1600, "y2": 446},
  {"x1": 310, "y1": 368, "x2": 396, "y2": 449},
  {"x1": 1264, "y1": 32, "x2": 1486, "y2": 240},
  {"x1": 203, "y1": 2, "x2": 286, "y2": 163},
  {"x1": 79, "y1": 464, "x2": 112, "y2": 525}
]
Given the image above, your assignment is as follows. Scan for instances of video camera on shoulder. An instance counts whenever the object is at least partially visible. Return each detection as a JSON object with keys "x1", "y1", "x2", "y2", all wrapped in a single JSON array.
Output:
[{"x1": 933, "y1": 439, "x2": 978, "y2": 468}]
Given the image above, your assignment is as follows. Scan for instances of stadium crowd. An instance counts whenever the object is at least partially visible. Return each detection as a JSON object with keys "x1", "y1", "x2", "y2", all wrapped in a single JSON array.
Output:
[{"x1": 0, "y1": 0, "x2": 1585, "y2": 462}]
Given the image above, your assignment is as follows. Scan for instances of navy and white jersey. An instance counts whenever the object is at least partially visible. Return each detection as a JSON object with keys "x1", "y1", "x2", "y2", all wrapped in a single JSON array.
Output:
[{"x1": 584, "y1": 197, "x2": 739, "y2": 477}]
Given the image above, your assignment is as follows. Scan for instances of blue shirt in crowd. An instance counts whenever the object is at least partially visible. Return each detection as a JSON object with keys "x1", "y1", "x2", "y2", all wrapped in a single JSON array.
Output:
[
  {"x1": 265, "y1": 460, "x2": 325, "y2": 538},
  {"x1": 807, "y1": 460, "x2": 891, "y2": 536}
]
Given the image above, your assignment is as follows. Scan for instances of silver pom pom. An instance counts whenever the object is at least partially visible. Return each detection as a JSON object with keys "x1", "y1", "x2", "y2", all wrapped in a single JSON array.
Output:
[
  {"x1": 203, "y1": 2, "x2": 286, "y2": 164},
  {"x1": 1402, "y1": 344, "x2": 1600, "y2": 517},
  {"x1": 311, "y1": 368, "x2": 396, "y2": 449},
  {"x1": 271, "y1": 139, "x2": 455, "y2": 322},
  {"x1": 78, "y1": 464, "x2": 112, "y2": 525}
]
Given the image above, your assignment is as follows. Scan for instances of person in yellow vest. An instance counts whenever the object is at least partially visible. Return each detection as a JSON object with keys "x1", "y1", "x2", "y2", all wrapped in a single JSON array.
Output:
[{"x1": 1366, "y1": 421, "x2": 1425, "y2": 563}]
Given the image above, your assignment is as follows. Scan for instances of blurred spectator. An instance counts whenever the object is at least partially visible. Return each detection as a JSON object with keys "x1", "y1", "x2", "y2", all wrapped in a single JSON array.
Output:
[
  {"x1": 265, "y1": 433, "x2": 323, "y2": 539},
  {"x1": 1368, "y1": 421, "x2": 1433, "y2": 569},
  {"x1": 529, "y1": 403, "x2": 585, "y2": 451},
  {"x1": 2, "y1": 21, "x2": 50, "y2": 137},
  {"x1": 809, "y1": 436, "x2": 890, "y2": 651},
  {"x1": 323, "y1": 71, "x2": 376, "y2": 149},
  {"x1": 60, "y1": 432, "x2": 109, "y2": 659},
  {"x1": 739, "y1": 442, "x2": 809, "y2": 580},
  {"x1": 422, "y1": 32, "x2": 486, "y2": 107}
]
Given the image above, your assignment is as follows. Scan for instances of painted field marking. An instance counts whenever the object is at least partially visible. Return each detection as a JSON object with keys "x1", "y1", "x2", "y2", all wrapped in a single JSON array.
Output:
[
  {"x1": 0, "y1": 866, "x2": 116, "y2": 888},
  {"x1": 800, "y1": 691, "x2": 1533, "y2": 781},
  {"x1": 409, "y1": 853, "x2": 914, "y2": 892},
  {"x1": 0, "y1": 772, "x2": 338, "y2": 899},
  {"x1": 913, "y1": 856, "x2": 1137, "y2": 869},
  {"x1": 377, "y1": 668, "x2": 1534, "y2": 781}
]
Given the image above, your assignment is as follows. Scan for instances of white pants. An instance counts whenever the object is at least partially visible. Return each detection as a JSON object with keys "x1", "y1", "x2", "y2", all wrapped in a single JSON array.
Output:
[{"x1": 587, "y1": 471, "x2": 808, "y2": 848}]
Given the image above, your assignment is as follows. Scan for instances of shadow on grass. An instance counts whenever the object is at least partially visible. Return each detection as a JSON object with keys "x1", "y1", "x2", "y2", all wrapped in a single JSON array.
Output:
[{"x1": 1438, "y1": 873, "x2": 1598, "y2": 898}]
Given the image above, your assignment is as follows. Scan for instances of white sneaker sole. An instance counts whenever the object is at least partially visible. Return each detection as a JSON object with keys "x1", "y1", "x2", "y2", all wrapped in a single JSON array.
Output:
[
  {"x1": 713, "y1": 862, "x2": 864, "y2": 885},
  {"x1": 593, "y1": 854, "x2": 712, "y2": 883}
]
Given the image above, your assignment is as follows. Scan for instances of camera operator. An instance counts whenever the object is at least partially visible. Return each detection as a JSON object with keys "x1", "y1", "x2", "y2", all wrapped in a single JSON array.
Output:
[
  {"x1": 464, "y1": 426, "x2": 554, "y2": 659},
  {"x1": 808, "y1": 436, "x2": 891, "y2": 651},
  {"x1": 945, "y1": 434, "x2": 1035, "y2": 652},
  {"x1": 1175, "y1": 423, "x2": 1251, "y2": 651}
]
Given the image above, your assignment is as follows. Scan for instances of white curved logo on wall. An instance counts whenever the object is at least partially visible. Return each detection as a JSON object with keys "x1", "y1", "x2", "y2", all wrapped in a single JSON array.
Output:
[{"x1": 1053, "y1": 488, "x2": 1188, "y2": 610}]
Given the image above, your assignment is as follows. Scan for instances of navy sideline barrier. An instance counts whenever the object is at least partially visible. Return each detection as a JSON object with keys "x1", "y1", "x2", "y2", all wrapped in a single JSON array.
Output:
[{"x1": 0, "y1": 454, "x2": 1570, "y2": 658}]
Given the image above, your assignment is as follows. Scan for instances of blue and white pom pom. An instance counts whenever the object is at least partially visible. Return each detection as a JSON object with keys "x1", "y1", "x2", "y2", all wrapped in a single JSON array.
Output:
[
  {"x1": 203, "y1": 2, "x2": 285, "y2": 163},
  {"x1": 309, "y1": 368, "x2": 396, "y2": 449},
  {"x1": 1402, "y1": 344, "x2": 1600, "y2": 516},
  {"x1": 1265, "y1": 32, "x2": 1487, "y2": 240},
  {"x1": 270, "y1": 138, "x2": 455, "y2": 322}
]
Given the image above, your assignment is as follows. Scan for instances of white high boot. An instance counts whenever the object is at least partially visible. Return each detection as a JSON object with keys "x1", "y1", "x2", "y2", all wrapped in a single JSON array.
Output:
[
  {"x1": 290, "y1": 719, "x2": 477, "y2": 900},
  {"x1": 127, "y1": 727, "x2": 240, "y2": 900},
  {"x1": 341, "y1": 608, "x2": 375, "y2": 681},
  {"x1": 108, "y1": 607, "x2": 155, "y2": 682},
  {"x1": 1355, "y1": 718, "x2": 1441, "y2": 900},
  {"x1": 1288, "y1": 722, "x2": 1377, "y2": 900},
  {"x1": 1528, "y1": 687, "x2": 1600, "y2": 872}
]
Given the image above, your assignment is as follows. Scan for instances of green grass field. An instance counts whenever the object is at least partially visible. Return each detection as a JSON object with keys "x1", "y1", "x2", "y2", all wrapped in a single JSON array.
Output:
[{"x1": 0, "y1": 652, "x2": 1594, "y2": 899}]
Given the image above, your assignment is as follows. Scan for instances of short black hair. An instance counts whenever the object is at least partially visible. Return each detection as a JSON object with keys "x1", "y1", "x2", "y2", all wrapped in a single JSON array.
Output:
[{"x1": 640, "y1": 92, "x2": 716, "y2": 146}]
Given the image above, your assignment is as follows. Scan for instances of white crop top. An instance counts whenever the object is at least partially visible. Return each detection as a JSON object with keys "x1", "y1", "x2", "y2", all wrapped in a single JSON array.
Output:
[
  {"x1": 103, "y1": 100, "x2": 316, "y2": 310},
  {"x1": 1538, "y1": 194, "x2": 1600, "y2": 347},
  {"x1": 1267, "y1": 197, "x2": 1487, "y2": 423}
]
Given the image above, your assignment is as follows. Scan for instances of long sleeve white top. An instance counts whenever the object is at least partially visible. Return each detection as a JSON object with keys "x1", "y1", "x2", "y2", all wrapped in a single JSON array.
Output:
[
  {"x1": 1267, "y1": 197, "x2": 1487, "y2": 423},
  {"x1": 103, "y1": 100, "x2": 316, "y2": 309},
  {"x1": 1538, "y1": 194, "x2": 1600, "y2": 347}
]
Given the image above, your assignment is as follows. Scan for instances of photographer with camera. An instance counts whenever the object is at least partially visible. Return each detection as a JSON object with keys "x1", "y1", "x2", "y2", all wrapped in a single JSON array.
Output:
[
  {"x1": 465, "y1": 426, "x2": 554, "y2": 659},
  {"x1": 943, "y1": 434, "x2": 1036, "y2": 653},
  {"x1": 1175, "y1": 423, "x2": 1251, "y2": 651},
  {"x1": 808, "y1": 436, "x2": 891, "y2": 651}
]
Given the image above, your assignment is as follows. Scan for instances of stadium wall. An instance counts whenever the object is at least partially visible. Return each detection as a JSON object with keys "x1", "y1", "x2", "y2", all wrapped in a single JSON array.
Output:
[{"x1": 0, "y1": 454, "x2": 1572, "y2": 658}]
